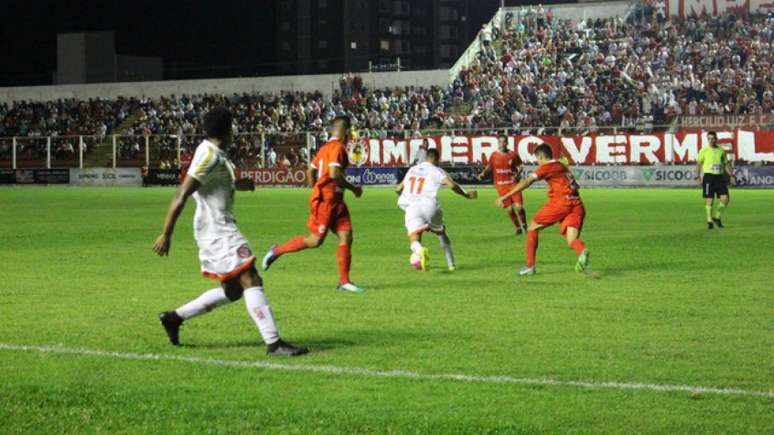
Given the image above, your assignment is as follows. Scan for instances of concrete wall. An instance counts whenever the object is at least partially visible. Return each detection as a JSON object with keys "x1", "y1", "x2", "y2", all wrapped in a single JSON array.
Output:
[{"x1": 0, "y1": 69, "x2": 449, "y2": 103}]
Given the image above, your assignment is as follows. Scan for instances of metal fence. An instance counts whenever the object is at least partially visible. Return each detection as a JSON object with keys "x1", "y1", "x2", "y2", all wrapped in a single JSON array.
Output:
[{"x1": 1, "y1": 124, "x2": 772, "y2": 170}]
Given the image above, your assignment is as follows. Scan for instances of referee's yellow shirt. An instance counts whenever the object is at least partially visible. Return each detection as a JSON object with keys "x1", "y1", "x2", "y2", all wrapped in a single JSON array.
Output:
[{"x1": 698, "y1": 146, "x2": 727, "y2": 175}]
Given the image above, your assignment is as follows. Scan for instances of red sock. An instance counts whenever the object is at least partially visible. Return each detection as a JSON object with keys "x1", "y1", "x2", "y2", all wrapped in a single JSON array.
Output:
[
  {"x1": 508, "y1": 210, "x2": 520, "y2": 228},
  {"x1": 570, "y1": 239, "x2": 586, "y2": 255},
  {"x1": 274, "y1": 236, "x2": 308, "y2": 256},
  {"x1": 526, "y1": 230, "x2": 539, "y2": 267},
  {"x1": 336, "y1": 244, "x2": 351, "y2": 285}
]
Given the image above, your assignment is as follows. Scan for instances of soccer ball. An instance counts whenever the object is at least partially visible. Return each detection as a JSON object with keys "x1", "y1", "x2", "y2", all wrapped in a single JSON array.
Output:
[{"x1": 409, "y1": 252, "x2": 422, "y2": 269}]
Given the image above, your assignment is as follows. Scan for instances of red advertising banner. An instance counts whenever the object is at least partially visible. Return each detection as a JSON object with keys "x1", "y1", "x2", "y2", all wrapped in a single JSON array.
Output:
[
  {"x1": 667, "y1": 0, "x2": 774, "y2": 18},
  {"x1": 238, "y1": 167, "x2": 308, "y2": 186},
  {"x1": 677, "y1": 114, "x2": 774, "y2": 129},
  {"x1": 358, "y1": 130, "x2": 774, "y2": 166}
]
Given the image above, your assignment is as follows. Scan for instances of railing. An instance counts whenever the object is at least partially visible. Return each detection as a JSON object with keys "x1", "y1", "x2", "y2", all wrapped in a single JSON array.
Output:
[{"x1": 1, "y1": 123, "x2": 772, "y2": 171}]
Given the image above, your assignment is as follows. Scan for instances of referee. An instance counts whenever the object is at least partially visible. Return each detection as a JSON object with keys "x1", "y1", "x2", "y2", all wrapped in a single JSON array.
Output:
[{"x1": 695, "y1": 131, "x2": 734, "y2": 229}]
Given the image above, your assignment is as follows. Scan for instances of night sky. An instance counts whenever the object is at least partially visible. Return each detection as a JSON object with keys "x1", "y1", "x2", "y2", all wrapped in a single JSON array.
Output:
[
  {"x1": 1, "y1": 0, "x2": 276, "y2": 86},
  {"x1": 0, "y1": 0, "x2": 574, "y2": 87}
]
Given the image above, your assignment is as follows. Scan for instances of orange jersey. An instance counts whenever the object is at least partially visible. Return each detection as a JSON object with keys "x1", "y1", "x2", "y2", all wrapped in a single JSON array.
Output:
[
  {"x1": 310, "y1": 138, "x2": 349, "y2": 203},
  {"x1": 532, "y1": 160, "x2": 582, "y2": 207},
  {"x1": 488, "y1": 150, "x2": 521, "y2": 192}
]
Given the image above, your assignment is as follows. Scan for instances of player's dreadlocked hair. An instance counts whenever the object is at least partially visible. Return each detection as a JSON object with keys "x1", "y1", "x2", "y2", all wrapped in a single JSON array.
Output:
[
  {"x1": 203, "y1": 107, "x2": 233, "y2": 141},
  {"x1": 534, "y1": 143, "x2": 553, "y2": 159}
]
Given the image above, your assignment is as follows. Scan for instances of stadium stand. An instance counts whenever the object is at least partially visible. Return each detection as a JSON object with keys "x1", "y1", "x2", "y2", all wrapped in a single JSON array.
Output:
[{"x1": 1, "y1": 2, "x2": 773, "y2": 169}]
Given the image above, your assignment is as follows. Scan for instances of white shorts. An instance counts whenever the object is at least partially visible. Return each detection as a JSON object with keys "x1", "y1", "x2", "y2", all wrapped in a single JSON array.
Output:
[
  {"x1": 403, "y1": 203, "x2": 445, "y2": 236},
  {"x1": 197, "y1": 232, "x2": 256, "y2": 282}
]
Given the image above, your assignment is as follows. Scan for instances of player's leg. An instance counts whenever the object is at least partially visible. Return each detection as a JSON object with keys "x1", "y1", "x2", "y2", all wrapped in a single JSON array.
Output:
[
  {"x1": 333, "y1": 204, "x2": 364, "y2": 292},
  {"x1": 334, "y1": 230, "x2": 364, "y2": 292},
  {"x1": 429, "y1": 208, "x2": 454, "y2": 271},
  {"x1": 561, "y1": 205, "x2": 588, "y2": 272},
  {"x1": 405, "y1": 204, "x2": 430, "y2": 271},
  {"x1": 436, "y1": 230, "x2": 455, "y2": 271},
  {"x1": 159, "y1": 286, "x2": 235, "y2": 346},
  {"x1": 520, "y1": 219, "x2": 545, "y2": 275},
  {"x1": 262, "y1": 206, "x2": 328, "y2": 270},
  {"x1": 714, "y1": 185, "x2": 729, "y2": 228},
  {"x1": 234, "y1": 268, "x2": 308, "y2": 356},
  {"x1": 702, "y1": 176, "x2": 715, "y2": 229},
  {"x1": 509, "y1": 192, "x2": 527, "y2": 234}
]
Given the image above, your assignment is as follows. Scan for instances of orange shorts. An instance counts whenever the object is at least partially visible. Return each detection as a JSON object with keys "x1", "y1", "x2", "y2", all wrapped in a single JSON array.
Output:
[
  {"x1": 307, "y1": 200, "x2": 352, "y2": 236},
  {"x1": 496, "y1": 185, "x2": 523, "y2": 208},
  {"x1": 533, "y1": 202, "x2": 585, "y2": 235}
]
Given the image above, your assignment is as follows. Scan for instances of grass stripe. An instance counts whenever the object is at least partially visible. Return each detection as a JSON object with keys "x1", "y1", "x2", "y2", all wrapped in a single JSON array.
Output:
[{"x1": 1, "y1": 342, "x2": 771, "y2": 399}]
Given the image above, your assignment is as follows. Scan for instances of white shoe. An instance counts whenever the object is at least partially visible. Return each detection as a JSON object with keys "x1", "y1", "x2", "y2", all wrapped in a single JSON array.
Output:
[
  {"x1": 337, "y1": 282, "x2": 366, "y2": 293},
  {"x1": 518, "y1": 266, "x2": 536, "y2": 276}
]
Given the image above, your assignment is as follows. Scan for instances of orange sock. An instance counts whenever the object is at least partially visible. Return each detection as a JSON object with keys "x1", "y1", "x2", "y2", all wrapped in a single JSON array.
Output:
[
  {"x1": 570, "y1": 239, "x2": 586, "y2": 255},
  {"x1": 274, "y1": 236, "x2": 307, "y2": 256},
  {"x1": 526, "y1": 230, "x2": 539, "y2": 267},
  {"x1": 336, "y1": 244, "x2": 351, "y2": 285}
]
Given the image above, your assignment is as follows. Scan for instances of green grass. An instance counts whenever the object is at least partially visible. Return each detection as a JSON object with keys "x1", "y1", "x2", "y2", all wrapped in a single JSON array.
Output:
[{"x1": 1, "y1": 186, "x2": 772, "y2": 434}]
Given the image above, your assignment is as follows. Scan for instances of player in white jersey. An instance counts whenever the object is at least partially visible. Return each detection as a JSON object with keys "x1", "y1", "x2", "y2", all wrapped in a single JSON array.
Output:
[
  {"x1": 152, "y1": 107, "x2": 307, "y2": 356},
  {"x1": 395, "y1": 148, "x2": 477, "y2": 271}
]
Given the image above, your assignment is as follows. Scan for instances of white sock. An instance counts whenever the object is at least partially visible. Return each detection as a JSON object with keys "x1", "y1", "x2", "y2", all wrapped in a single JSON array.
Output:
[
  {"x1": 243, "y1": 287, "x2": 279, "y2": 345},
  {"x1": 410, "y1": 240, "x2": 423, "y2": 254},
  {"x1": 175, "y1": 288, "x2": 230, "y2": 320},
  {"x1": 438, "y1": 234, "x2": 455, "y2": 267}
]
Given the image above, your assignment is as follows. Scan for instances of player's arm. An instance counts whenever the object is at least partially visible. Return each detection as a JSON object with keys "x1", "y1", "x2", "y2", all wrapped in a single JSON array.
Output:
[
  {"x1": 723, "y1": 151, "x2": 735, "y2": 185},
  {"x1": 306, "y1": 164, "x2": 317, "y2": 188},
  {"x1": 153, "y1": 175, "x2": 201, "y2": 256},
  {"x1": 443, "y1": 176, "x2": 477, "y2": 199},
  {"x1": 330, "y1": 165, "x2": 363, "y2": 198},
  {"x1": 477, "y1": 165, "x2": 490, "y2": 181},
  {"x1": 496, "y1": 175, "x2": 537, "y2": 207},
  {"x1": 394, "y1": 180, "x2": 404, "y2": 195},
  {"x1": 695, "y1": 151, "x2": 704, "y2": 185},
  {"x1": 511, "y1": 158, "x2": 523, "y2": 181}
]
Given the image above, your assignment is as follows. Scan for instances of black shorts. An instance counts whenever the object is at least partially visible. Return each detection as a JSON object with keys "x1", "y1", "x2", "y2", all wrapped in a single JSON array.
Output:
[{"x1": 702, "y1": 174, "x2": 728, "y2": 198}]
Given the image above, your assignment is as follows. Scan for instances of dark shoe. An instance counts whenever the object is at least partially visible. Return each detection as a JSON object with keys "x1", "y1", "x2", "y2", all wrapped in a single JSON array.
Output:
[
  {"x1": 159, "y1": 311, "x2": 183, "y2": 346},
  {"x1": 707, "y1": 222, "x2": 714, "y2": 230},
  {"x1": 712, "y1": 218, "x2": 724, "y2": 228},
  {"x1": 267, "y1": 339, "x2": 309, "y2": 356},
  {"x1": 261, "y1": 245, "x2": 279, "y2": 271}
]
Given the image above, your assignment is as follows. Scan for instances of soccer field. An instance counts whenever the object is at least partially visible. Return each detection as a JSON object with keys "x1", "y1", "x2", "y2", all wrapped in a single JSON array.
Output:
[{"x1": 1, "y1": 186, "x2": 772, "y2": 433}]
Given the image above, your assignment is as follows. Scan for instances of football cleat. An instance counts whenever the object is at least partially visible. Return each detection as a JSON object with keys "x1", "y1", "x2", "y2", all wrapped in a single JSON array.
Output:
[
  {"x1": 575, "y1": 249, "x2": 590, "y2": 273},
  {"x1": 448, "y1": 265, "x2": 456, "y2": 272},
  {"x1": 712, "y1": 218, "x2": 724, "y2": 228},
  {"x1": 707, "y1": 222, "x2": 714, "y2": 230},
  {"x1": 337, "y1": 282, "x2": 366, "y2": 293},
  {"x1": 261, "y1": 245, "x2": 279, "y2": 271},
  {"x1": 267, "y1": 339, "x2": 309, "y2": 356},
  {"x1": 518, "y1": 266, "x2": 536, "y2": 276},
  {"x1": 419, "y1": 247, "x2": 430, "y2": 271},
  {"x1": 159, "y1": 311, "x2": 183, "y2": 346}
]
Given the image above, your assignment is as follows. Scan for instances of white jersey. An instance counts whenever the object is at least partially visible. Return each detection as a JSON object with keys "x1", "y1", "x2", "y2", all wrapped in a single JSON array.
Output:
[
  {"x1": 398, "y1": 162, "x2": 448, "y2": 209},
  {"x1": 188, "y1": 140, "x2": 239, "y2": 241}
]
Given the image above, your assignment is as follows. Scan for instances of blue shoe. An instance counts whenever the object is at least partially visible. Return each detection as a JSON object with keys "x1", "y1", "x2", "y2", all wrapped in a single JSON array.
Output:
[
  {"x1": 337, "y1": 282, "x2": 366, "y2": 293},
  {"x1": 262, "y1": 245, "x2": 279, "y2": 271},
  {"x1": 518, "y1": 266, "x2": 536, "y2": 276}
]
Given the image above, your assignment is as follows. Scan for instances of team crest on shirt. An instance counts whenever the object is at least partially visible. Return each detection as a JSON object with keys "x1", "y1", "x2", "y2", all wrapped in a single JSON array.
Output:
[{"x1": 237, "y1": 244, "x2": 253, "y2": 259}]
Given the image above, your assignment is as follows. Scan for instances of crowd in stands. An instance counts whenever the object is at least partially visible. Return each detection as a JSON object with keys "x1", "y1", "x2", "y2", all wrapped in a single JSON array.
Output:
[
  {"x1": 2, "y1": 3, "x2": 773, "y2": 166},
  {"x1": 456, "y1": 4, "x2": 774, "y2": 133}
]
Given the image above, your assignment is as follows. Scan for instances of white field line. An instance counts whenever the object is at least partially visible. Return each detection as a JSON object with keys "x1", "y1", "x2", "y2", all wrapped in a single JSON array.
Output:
[{"x1": 1, "y1": 342, "x2": 771, "y2": 399}]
